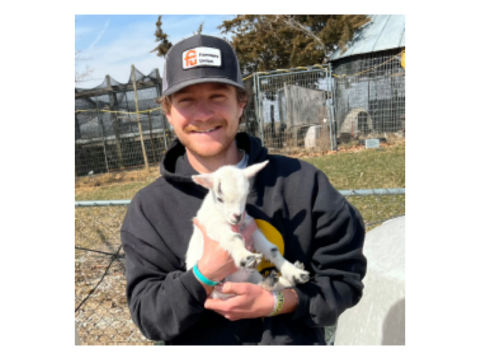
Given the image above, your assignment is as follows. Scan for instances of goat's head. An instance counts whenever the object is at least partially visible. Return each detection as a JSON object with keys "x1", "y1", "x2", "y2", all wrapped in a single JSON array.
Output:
[{"x1": 192, "y1": 160, "x2": 269, "y2": 225}]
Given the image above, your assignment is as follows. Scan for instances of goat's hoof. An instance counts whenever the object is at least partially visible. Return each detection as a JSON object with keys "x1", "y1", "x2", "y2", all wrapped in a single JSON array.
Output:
[
  {"x1": 293, "y1": 273, "x2": 310, "y2": 285},
  {"x1": 268, "y1": 270, "x2": 279, "y2": 281},
  {"x1": 294, "y1": 261, "x2": 305, "y2": 270},
  {"x1": 241, "y1": 254, "x2": 262, "y2": 268},
  {"x1": 262, "y1": 270, "x2": 279, "y2": 288},
  {"x1": 259, "y1": 270, "x2": 279, "y2": 290}
]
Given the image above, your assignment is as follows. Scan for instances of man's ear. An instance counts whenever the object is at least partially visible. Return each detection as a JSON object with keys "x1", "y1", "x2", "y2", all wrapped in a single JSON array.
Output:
[
  {"x1": 192, "y1": 174, "x2": 215, "y2": 189},
  {"x1": 237, "y1": 101, "x2": 246, "y2": 119},
  {"x1": 243, "y1": 160, "x2": 269, "y2": 179}
]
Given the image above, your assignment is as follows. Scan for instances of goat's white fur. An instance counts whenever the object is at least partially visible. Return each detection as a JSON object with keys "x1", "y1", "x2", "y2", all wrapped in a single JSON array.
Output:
[{"x1": 186, "y1": 160, "x2": 310, "y2": 299}]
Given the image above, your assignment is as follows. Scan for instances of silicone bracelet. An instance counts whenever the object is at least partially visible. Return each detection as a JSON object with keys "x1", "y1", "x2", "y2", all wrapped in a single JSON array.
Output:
[
  {"x1": 270, "y1": 292, "x2": 285, "y2": 317},
  {"x1": 193, "y1": 264, "x2": 219, "y2": 286},
  {"x1": 268, "y1": 292, "x2": 278, "y2": 316}
]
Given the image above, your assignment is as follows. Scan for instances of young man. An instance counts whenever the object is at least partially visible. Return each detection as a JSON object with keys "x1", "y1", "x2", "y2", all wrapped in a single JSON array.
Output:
[{"x1": 121, "y1": 34, "x2": 367, "y2": 345}]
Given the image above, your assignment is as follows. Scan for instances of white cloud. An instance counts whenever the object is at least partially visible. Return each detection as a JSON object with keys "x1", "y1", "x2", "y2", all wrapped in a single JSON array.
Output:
[{"x1": 86, "y1": 19, "x2": 110, "y2": 57}]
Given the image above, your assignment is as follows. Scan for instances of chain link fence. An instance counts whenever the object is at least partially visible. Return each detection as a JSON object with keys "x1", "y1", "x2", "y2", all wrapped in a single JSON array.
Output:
[
  {"x1": 75, "y1": 189, "x2": 405, "y2": 345},
  {"x1": 251, "y1": 67, "x2": 335, "y2": 155},
  {"x1": 332, "y1": 48, "x2": 405, "y2": 144}
]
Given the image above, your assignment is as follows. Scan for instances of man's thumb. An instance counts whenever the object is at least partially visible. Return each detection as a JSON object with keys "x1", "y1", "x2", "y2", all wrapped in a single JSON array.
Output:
[{"x1": 220, "y1": 282, "x2": 245, "y2": 295}]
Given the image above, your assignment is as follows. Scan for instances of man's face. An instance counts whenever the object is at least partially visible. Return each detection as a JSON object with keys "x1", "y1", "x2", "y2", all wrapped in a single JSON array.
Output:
[{"x1": 165, "y1": 83, "x2": 245, "y2": 158}]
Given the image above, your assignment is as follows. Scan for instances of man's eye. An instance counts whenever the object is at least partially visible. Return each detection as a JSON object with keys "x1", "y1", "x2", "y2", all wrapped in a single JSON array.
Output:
[{"x1": 217, "y1": 198, "x2": 224, "y2": 203}]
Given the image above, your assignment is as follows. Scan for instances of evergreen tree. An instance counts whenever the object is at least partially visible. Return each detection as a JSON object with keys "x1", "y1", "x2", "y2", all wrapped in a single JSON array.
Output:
[{"x1": 218, "y1": 15, "x2": 370, "y2": 73}]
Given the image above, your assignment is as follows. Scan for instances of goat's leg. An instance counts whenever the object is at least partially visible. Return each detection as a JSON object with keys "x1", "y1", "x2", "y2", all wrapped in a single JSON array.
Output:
[
  {"x1": 214, "y1": 229, "x2": 262, "y2": 269},
  {"x1": 258, "y1": 269, "x2": 295, "y2": 291},
  {"x1": 251, "y1": 230, "x2": 310, "y2": 285}
]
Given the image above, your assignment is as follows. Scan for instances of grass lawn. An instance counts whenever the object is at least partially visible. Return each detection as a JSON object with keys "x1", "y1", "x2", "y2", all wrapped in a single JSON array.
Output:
[
  {"x1": 73, "y1": 144, "x2": 407, "y2": 235},
  {"x1": 76, "y1": 144, "x2": 404, "y2": 201},
  {"x1": 303, "y1": 144, "x2": 405, "y2": 190}
]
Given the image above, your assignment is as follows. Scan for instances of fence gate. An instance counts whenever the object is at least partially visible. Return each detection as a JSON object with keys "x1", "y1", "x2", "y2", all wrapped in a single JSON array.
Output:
[{"x1": 252, "y1": 67, "x2": 335, "y2": 154}]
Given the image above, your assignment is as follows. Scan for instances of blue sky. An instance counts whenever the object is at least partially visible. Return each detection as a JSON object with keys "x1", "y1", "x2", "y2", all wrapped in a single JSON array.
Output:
[{"x1": 75, "y1": 15, "x2": 236, "y2": 88}]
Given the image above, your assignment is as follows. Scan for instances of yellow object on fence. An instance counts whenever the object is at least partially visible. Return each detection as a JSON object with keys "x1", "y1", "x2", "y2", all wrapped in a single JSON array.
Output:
[{"x1": 402, "y1": 49, "x2": 407, "y2": 70}]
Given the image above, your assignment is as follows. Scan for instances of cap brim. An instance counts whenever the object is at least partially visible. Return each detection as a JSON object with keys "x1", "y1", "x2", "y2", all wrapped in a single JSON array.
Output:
[{"x1": 162, "y1": 77, "x2": 245, "y2": 97}]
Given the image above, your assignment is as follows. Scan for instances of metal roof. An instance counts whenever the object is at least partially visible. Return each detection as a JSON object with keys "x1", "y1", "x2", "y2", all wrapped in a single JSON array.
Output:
[{"x1": 329, "y1": 15, "x2": 405, "y2": 61}]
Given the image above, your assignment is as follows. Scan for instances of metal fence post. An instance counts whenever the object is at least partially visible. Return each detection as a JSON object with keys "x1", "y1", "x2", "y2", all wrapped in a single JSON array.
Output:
[
  {"x1": 329, "y1": 63, "x2": 338, "y2": 151},
  {"x1": 326, "y1": 67, "x2": 334, "y2": 152},
  {"x1": 256, "y1": 73, "x2": 265, "y2": 146}
]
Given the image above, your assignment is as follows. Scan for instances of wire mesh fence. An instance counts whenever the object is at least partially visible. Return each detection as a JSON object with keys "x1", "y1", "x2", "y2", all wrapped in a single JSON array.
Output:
[
  {"x1": 75, "y1": 67, "x2": 174, "y2": 178},
  {"x1": 75, "y1": 54, "x2": 405, "y2": 185},
  {"x1": 332, "y1": 48, "x2": 405, "y2": 144},
  {"x1": 252, "y1": 68, "x2": 335, "y2": 155},
  {"x1": 75, "y1": 190, "x2": 405, "y2": 345}
]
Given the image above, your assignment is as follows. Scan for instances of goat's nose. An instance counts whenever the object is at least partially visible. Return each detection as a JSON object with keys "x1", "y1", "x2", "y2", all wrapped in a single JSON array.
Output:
[{"x1": 233, "y1": 213, "x2": 242, "y2": 223}]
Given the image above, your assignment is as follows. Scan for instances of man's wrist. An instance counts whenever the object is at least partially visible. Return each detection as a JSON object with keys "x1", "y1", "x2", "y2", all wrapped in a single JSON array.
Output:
[
  {"x1": 193, "y1": 263, "x2": 218, "y2": 295},
  {"x1": 278, "y1": 289, "x2": 299, "y2": 315},
  {"x1": 196, "y1": 260, "x2": 220, "y2": 283},
  {"x1": 193, "y1": 267, "x2": 215, "y2": 295}
]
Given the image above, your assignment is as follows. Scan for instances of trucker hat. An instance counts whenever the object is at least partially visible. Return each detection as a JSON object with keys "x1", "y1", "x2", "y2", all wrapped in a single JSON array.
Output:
[{"x1": 162, "y1": 34, "x2": 245, "y2": 97}]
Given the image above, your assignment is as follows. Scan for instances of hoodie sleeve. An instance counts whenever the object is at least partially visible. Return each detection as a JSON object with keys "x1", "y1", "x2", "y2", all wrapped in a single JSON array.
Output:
[
  {"x1": 289, "y1": 170, "x2": 367, "y2": 327},
  {"x1": 121, "y1": 195, "x2": 207, "y2": 341}
]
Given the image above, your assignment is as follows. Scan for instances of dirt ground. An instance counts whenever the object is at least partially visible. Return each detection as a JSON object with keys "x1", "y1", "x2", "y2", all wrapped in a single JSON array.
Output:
[{"x1": 75, "y1": 250, "x2": 154, "y2": 345}]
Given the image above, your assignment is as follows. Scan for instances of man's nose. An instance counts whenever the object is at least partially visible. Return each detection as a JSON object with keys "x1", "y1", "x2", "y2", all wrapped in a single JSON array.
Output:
[{"x1": 194, "y1": 101, "x2": 214, "y2": 121}]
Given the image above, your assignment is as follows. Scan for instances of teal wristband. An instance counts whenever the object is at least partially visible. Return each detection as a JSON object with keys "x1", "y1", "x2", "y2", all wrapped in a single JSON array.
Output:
[{"x1": 193, "y1": 264, "x2": 218, "y2": 286}]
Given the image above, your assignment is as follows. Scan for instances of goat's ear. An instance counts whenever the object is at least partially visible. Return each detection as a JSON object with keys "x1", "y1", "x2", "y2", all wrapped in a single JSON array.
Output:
[
  {"x1": 192, "y1": 174, "x2": 215, "y2": 189},
  {"x1": 243, "y1": 160, "x2": 269, "y2": 179}
]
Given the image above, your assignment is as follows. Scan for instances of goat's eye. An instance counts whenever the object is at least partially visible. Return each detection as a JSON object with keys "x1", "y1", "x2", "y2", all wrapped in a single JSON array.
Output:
[{"x1": 217, "y1": 198, "x2": 224, "y2": 203}]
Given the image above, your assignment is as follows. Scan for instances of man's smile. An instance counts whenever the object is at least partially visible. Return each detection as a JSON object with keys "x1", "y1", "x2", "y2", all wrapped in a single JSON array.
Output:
[{"x1": 189, "y1": 126, "x2": 222, "y2": 134}]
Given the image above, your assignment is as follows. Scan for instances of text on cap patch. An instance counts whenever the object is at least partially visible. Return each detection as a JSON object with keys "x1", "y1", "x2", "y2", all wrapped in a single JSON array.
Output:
[{"x1": 182, "y1": 47, "x2": 222, "y2": 69}]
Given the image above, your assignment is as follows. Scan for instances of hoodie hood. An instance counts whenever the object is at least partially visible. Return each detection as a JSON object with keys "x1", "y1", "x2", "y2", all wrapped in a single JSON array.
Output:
[{"x1": 160, "y1": 132, "x2": 268, "y2": 183}]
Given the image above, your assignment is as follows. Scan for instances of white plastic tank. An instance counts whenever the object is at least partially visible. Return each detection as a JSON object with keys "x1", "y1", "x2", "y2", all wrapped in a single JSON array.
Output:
[
  {"x1": 75, "y1": 322, "x2": 81, "y2": 345},
  {"x1": 334, "y1": 216, "x2": 405, "y2": 345}
]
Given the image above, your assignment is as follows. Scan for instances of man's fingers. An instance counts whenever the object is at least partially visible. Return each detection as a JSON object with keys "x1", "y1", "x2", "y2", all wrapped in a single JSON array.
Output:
[
  {"x1": 221, "y1": 282, "x2": 246, "y2": 295},
  {"x1": 205, "y1": 298, "x2": 229, "y2": 311}
]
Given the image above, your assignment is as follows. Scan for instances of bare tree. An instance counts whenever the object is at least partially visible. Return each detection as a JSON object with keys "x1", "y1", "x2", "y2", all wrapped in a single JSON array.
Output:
[
  {"x1": 75, "y1": 17, "x2": 95, "y2": 85},
  {"x1": 270, "y1": 15, "x2": 326, "y2": 52},
  {"x1": 75, "y1": 50, "x2": 94, "y2": 85}
]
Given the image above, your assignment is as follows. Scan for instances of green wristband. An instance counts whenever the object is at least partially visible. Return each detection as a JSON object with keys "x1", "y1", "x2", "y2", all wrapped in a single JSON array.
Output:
[{"x1": 193, "y1": 264, "x2": 218, "y2": 286}]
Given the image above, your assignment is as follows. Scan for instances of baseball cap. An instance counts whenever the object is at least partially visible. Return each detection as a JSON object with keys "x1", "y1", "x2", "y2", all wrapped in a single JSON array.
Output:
[{"x1": 162, "y1": 34, "x2": 245, "y2": 97}]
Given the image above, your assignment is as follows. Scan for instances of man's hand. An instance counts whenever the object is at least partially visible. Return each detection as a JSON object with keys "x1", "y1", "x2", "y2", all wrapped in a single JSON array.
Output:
[
  {"x1": 193, "y1": 218, "x2": 238, "y2": 285},
  {"x1": 193, "y1": 218, "x2": 259, "y2": 283},
  {"x1": 204, "y1": 282, "x2": 275, "y2": 321}
]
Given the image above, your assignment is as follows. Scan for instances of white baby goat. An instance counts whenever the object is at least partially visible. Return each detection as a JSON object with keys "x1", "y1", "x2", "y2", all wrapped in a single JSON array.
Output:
[{"x1": 186, "y1": 160, "x2": 310, "y2": 299}]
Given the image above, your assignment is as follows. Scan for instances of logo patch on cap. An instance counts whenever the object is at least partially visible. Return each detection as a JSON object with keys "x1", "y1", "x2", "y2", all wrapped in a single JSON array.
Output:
[{"x1": 182, "y1": 47, "x2": 222, "y2": 69}]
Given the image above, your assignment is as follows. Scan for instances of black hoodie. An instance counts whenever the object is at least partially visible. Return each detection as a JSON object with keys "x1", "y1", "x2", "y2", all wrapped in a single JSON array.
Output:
[{"x1": 121, "y1": 133, "x2": 366, "y2": 345}]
